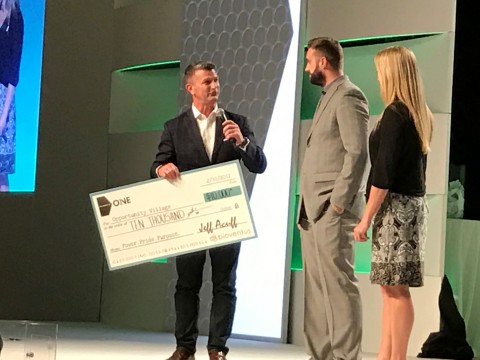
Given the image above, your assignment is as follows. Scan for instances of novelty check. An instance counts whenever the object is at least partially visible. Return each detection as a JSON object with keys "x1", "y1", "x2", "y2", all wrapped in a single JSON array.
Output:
[{"x1": 90, "y1": 160, "x2": 257, "y2": 270}]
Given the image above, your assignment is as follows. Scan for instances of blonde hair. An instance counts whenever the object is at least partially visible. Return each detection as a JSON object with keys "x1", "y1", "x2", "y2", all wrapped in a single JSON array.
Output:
[{"x1": 374, "y1": 46, "x2": 433, "y2": 154}]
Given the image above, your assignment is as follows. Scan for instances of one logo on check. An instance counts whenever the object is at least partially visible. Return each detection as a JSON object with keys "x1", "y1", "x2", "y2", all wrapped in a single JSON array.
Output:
[
  {"x1": 96, "y1": 196, "x2": 132, "y2": 217},
  {"x1": 97, "y1": 196, "x2": 112, "y2": 217}
]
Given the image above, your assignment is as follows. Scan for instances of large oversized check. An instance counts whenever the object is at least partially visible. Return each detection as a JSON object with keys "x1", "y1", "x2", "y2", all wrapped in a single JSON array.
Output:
[{"x1": 89, "y1": 160, "x2": 257, "y2": 270}]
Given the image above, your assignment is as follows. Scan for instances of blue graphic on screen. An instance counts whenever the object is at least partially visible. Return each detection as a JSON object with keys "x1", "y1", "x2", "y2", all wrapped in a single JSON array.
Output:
[{"x1": 0, "y1": 0, "x2": 45, "y2": 192}]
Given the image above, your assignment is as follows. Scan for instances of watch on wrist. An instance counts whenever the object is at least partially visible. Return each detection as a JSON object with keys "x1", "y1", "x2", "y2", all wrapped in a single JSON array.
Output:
[{"x1": 237, "y1": 137, "x2": 249, "y2": 148}]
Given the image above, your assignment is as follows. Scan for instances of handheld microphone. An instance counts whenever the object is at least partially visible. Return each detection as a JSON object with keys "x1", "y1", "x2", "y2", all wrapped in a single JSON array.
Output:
[
  {"x1": 217, "y1": 108, "x2": 234, "y2": 143},
  {"x1": 217, "y1": 108, "x2": 228, "y2": 123}
]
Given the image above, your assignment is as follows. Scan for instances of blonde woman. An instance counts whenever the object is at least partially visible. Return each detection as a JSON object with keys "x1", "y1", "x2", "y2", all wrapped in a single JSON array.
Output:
[
  {"x1": 354, "y1": 46, "x2": 433, "y2": 360},
  {"x1": 0, "y1": 0, "x2": 23, "y2": 191}
]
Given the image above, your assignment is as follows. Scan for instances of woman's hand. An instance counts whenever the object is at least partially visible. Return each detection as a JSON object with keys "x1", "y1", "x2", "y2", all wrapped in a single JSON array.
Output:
[{"x1": 353, "y1": 219, "x2": 370, "y2": 242}]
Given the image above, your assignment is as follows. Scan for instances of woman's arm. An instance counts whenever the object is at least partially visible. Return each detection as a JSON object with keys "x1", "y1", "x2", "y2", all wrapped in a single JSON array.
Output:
[{"x1": 353, "y1": 185, "x2": 388, "y2": 241}]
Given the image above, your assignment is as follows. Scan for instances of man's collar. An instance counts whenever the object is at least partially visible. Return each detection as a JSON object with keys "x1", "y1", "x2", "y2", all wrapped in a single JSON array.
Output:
[
  {"x1": 192, "y1": 104, "x2": 218, "y2": 119},
  {"x1": 323, "y1": 75, "x2": 345, "y2": 94}
]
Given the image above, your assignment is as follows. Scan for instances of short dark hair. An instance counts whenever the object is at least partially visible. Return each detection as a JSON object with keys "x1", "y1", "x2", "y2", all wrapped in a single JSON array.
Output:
[
  {"x1": 307, "y1": 37, "x2": 343, "y2": 71},
  {"x1": 184, "y1": 61, "x2": 216, "y2": 81}
]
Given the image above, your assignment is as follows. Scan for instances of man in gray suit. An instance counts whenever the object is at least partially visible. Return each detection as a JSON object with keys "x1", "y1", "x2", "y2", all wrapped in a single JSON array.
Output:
[{"x1": 298, "y1": 37, "x2": 369, "y2": 360}]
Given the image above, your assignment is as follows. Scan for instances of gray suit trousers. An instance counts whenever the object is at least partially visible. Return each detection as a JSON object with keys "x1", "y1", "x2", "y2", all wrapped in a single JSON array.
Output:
[{"x1": 301, "y1": 206, "x2": 362, "y2": 360}]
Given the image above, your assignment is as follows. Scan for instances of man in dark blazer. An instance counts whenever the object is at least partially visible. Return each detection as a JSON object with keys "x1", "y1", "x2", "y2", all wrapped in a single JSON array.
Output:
[{"x1": 150, "y1": 60, "x2": 267, "y2": 360}]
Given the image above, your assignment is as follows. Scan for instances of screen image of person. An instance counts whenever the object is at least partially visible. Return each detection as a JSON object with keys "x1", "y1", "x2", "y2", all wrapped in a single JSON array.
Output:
[
  {"x1": 0, "y1": 0, "x2": 23, "y2": 192},
  {"x1": 150, "y1": 60, "x2": 267, "y2": 360},
  {"x1": 297, "y1": 36, "x2": 369, "y2": 360}
]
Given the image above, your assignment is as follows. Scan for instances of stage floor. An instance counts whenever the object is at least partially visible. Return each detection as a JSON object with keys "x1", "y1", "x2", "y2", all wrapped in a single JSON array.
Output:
[{"x1": 0, "y1": 321, "x2": 432, "y2": 360}]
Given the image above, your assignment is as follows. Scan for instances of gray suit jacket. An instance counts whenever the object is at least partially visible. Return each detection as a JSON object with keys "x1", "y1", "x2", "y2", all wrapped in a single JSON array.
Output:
[{"x1": 298, "y1": 75, "x2": 369, "y2": 223}]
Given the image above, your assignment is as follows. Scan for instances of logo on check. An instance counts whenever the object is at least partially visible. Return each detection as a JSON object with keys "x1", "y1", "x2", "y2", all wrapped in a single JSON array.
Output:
[
  {"x1": 96, "y1": 196, "x2": 112, "y2": 217},
  {"x1": 96, "y1": 196, "x2": 132, "y2": 216}
]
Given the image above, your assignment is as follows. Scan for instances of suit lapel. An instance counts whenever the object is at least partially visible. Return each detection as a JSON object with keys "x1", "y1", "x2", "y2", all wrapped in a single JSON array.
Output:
[{"x1": 307, "y1": 78, "x2": 344, "y2": 144}]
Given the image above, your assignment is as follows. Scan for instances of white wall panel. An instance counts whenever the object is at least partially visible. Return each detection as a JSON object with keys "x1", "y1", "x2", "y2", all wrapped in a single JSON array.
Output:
[
  {"x1": 307, "y1": 0, "x2": 456, "y2": 41},
  {"x1": 425, "y1": 194, "x2": 447, "y2": 276},
  {"x1": 427, "y1": 114, "x2": 451, "y2": 195},
  {"x1": 407, "y1": 33, "x2": 455, "y2": 114}
]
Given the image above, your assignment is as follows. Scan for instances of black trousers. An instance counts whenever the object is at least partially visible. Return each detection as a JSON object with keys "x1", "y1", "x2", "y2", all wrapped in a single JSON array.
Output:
[{"x1": 174, "y1": 242, "x2": 241, "y2": 354}]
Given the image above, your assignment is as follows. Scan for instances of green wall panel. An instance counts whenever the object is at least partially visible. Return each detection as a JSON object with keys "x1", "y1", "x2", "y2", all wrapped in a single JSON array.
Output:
[{"x1": 109, "y1": 67, "x2": 181, "y2": 134}]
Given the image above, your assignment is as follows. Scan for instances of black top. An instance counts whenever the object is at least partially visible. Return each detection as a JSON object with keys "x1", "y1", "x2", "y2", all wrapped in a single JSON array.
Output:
[
  {"x1": 0, "y1": 9, "x2": 24, "y2": 87},
  {"x1": 366, "y1": 101, "x2": 427, "y2": 199}
]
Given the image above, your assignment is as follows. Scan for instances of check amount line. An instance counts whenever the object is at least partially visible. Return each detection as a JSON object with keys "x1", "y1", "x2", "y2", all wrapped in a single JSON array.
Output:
[
  {"x1": 111, "y1": 202, "x2": 204, "y2": 223},
  {"x1": 148, "y1": 202, "x2": 205, "y2": 216},
  {"x1": 109, "y1": 208, "x2": 237, "y2": 237}
]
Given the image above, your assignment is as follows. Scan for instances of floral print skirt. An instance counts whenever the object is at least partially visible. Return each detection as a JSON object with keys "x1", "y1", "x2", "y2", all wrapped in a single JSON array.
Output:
[
  {"x1": 0, "y1": 83, "x2": 16, "y2": 174},
  {"x1": 370, "y1": 192, "x2": 428, "y2": 287}
]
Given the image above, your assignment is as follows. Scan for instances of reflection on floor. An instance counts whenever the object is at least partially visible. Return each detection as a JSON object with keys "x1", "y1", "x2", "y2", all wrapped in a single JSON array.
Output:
[{"x1": 0, "y1": 321, "x2": 434, "y2": 360}]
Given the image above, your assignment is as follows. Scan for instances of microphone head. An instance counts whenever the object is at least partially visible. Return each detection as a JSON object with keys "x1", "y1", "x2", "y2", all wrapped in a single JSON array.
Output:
[{"x1": 217, "y1": 108, "x2": 227, "y2": 122}]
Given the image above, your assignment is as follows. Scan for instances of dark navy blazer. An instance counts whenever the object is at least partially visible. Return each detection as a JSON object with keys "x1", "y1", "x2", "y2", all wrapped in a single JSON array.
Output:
[{"x1": 150, "y1": 108, "x2": 267, "y2": 177}]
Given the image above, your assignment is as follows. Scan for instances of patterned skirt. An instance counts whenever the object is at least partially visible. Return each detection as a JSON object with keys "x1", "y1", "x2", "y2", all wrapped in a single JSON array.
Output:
[
  {"x1": 0, "y1": 83, "x2": 16, "y2": 174},
  {"x1": 370, "y1": 192, "x2": 428, "y2": 287}
]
